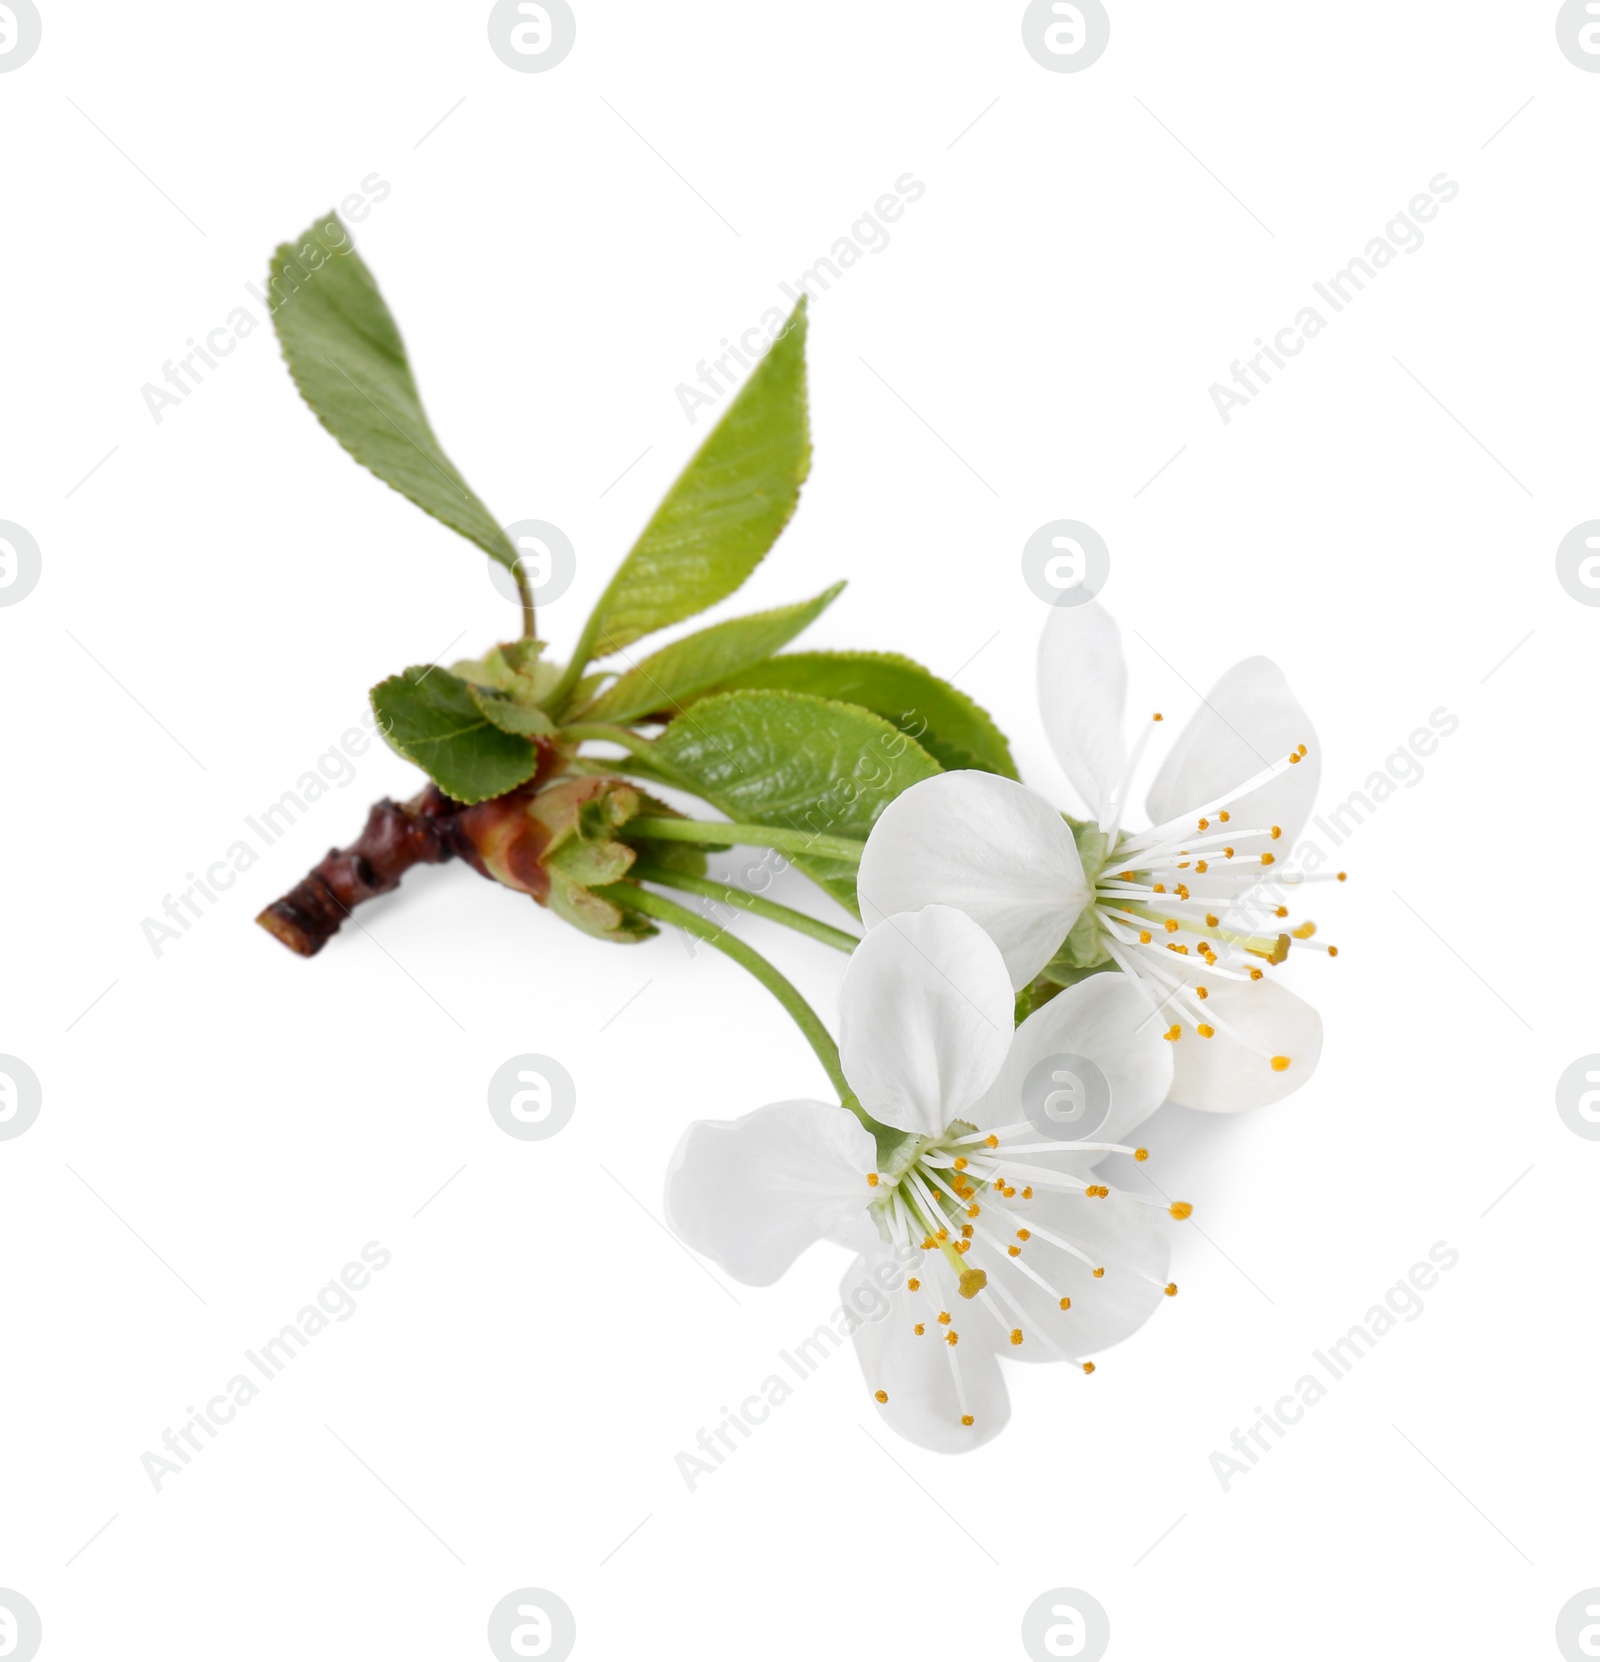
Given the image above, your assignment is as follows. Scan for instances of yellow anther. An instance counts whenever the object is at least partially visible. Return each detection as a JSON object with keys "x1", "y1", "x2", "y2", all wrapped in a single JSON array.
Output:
[
  {"x1": 1197, "y1": 1023, "x2": 1215, "y2": 1038},
  {"x1": 1260, "y1": 852, "x2": 1275, "y2": 866},
  {"x1": 1153, "y1": 712, "x2": 1164, "y2": 721},
  {"x1": 1153, "y1": 883, "x2": 1167, "y2": 894},
  {"x1": 961, "y1": 1414, "x2": 974, "y2": 1426},
  {"x1": 1223, "y1": 846, "x2": 1235, "y2": 859},
  {"x1": 907, "y1": 1277, "x2": 920, "y2": 1291},
  {"x1": 1205, "y1": 913, "x2": 1219, "y2": 927},
  {"x1": 1009, "y1": 1328, "x2": 1024, "y2": 1346},
  {"x1": 1328, "y1": 945, "x2": 1340, "y2": 958},
  {"x1": 1164, "y1": 1024, "x2": 1181, "y2": 1041},
  {"x1": 959, "y1": 1267, "x2": 987, "y2": 1299},
  {"x1": 1198, "y1": 817, "x2": 1210, "y2": 830},
  {"x1": 1021, "y1": 1186, "x2": 1033, "y2": 1199},
  {"x1": 1270, "y1": 1055, "x2": 1291, "y2": 1073},
  {"x1": 1292, "y1": 921, "x2": 1316, "y2": 939},
  {"x1": 984, "y1": 1134, "x2": 999, "y2": 1148},
  {"x1": 1271, "y1": 825, "x2": 1282, "y2": 839},
  {"x1": 874, "y1": 1389, "x2": 888, "y2": 1403},
  {"x1": 938, "y1": 1311, "x2": 951, "y2": 1325},
  {"x1": 1082, "y1": 1362, "x2": 1096, "y2": 1375},
  {"x1": 1134, "y1": 1148, "x2": 1148, "y2": 1161},
  {"x1": 1092, "y1": 1266, "x2": 1105, "y2": 1278},
  {"x1": 1219, "y1": 810, "x2": 1231, "y2": 822},
  {"x1": 866, "y1": 1173, "x2": 879, "y2": 1187},
  {"x1": 913, "y1": 1323, "x2": 925, "y2": 1335},
  {"x1": 1058, "y1": 1296, "x2": 1072, "y2": 1310},
  {"x1": 946, "y1": 1331, "x2": 959, "y2": 1347},
  {"x1": 966, "y1": 1204, "x2": 979, "y2": 1218},
  {"x1": 1249, "y1": 967, "x2": 1264, "y2": 980},
  {"x1": 1164, "y1": 918, "x2": 1179, "y2": 933},
  {"x1": 1016, "y1": 1228, "x2": 1031, "y2": 1241},
  {"x1": 1196, "y1": 860, "x2": 1208, "y2": 873},
  {"x1": 1169, "y1": 1201, "x2": 1193, "y2": 1220},
  {"x1": 1196, "y1": 986, "x2": 1209, "y2": 1000},
  {"x1": 1008, "y1": 1245, "x2": 1022, "y2": 1257},
  {"x1": 1337, "y1": 871, "x2": 1348, "y2": 882},
  {"x1": 1139, "y1": 930, "x2": 1152, "y2": 944},
  {"x1": 1165, "y1": 1282, "x2": 1178, "y2": 1297}
]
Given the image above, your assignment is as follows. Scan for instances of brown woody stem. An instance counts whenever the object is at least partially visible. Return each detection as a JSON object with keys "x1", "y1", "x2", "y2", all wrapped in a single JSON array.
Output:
[{"x1": 255, "y1": 787, "x2": 463, "y2": 958}]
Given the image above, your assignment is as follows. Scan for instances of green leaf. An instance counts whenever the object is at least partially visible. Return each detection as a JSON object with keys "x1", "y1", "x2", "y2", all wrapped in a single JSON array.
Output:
[
  {"x1": 708, "y1": 650, "x2": 1018, "y2": 778},
  {"x1": 270, "y1": 214, "x2": 518, "y2": 570},
  {"x1": 653, "y1": 689, "x2": 941, "y2": 911},
  {"x1": 371, "y1": 666, "x2": 545, "y2": 804},
  {"x1": 578, "y1": 581, "x2": 845, "y2": 724},
  {"x1": 468, "y1": 685, "x2": 557, "y2": 739},
  {"x1": 574, "y1": 300, "x2": 811, "y2": 665},
  {"x1": 453, "y1": 640, "x2": 560, "y2": 707}
]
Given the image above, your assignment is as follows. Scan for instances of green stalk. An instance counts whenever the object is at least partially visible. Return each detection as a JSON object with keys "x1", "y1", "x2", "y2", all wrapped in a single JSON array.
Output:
[
  {"x1": 513, "y1": 562, "x2": 537, "y2": 640},
  {"x1": 596, "y1": 882, "x2": 866, "y2": 1118},
  {"x1": 630, "y1": 861, "x2": 858, "y2": 953},
  {"x1": 558, "y1": 722, "x2": 658, "y2": 759},
  {"x1": 626, "y1": 816, "x2": 866, "y2": 865}
]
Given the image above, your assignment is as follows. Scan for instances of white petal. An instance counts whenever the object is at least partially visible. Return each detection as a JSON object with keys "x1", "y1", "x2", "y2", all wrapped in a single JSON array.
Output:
[
  {"x1": 1037, "y1": 600, "x2": 1128, "y2": 826},
  {"x1": 963, "y1": 1189, "x2": 1171, "y2": 1361},
  {"x1": 843, "y1": 1251, "x2": 1010, "y2": 1453},
  {"x1": 972, "y1": 971, "x2": 1175, "y2": 1145},
  {"x1": 1167, "y1": 976, "x2": 1322, "y2": 1112},
  {"x1": 1145, "y1": 657, "x2": 1320, "y2": 848},
  {"x1": 839, "y1": 907, "x2": 1015, "y2": 1138},
  {"x1": 857, "y1": 772, "x2": 1089, "y2": 992},
  {"x1": 664, "y1": 1100, "x2": 879, "y2": 1285}
]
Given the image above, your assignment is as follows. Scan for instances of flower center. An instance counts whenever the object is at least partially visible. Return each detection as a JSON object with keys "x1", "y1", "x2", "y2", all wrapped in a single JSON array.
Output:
[
  {"x1": 1061, "y1": 724, "x2": 1343, "y2": 1076},
  {"x1": 864, "y1": 1120, "x2": 1187, "y2": 1430}
]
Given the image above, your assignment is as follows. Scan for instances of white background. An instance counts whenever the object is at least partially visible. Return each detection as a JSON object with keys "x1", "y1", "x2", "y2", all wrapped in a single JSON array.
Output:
[{"x1": 1, "y1": 4, "x2": 1594, "y2": 1658}]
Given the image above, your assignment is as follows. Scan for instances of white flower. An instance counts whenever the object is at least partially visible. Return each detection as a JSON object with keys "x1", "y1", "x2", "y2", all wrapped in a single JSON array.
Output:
[
  {"x1": 666, "y1": 906, "x2": 1187, "y2": 1453},
  {"x1": 856, "y1": 600, "x2": 1334, "y2": 1112}
]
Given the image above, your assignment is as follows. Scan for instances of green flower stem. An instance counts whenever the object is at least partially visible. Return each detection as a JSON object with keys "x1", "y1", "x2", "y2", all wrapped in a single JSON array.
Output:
[
  {"x1": 513, "y1": 563, "x2": 537, "y2": 641},
  {"x1": 596, "y1": 881, "x2": 871, "y2": 1121},
  {"x1": 625, "y1": 816, "x2": 866, "y2": 865},
  {"x1": 629, "y1": 861, "x2": 859, "y2": 953},
  {"x1": 558, "y1": 722, "x2": 658, "y2": 759}
]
